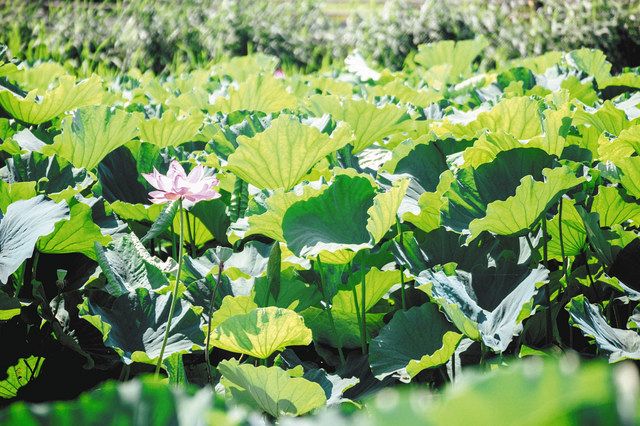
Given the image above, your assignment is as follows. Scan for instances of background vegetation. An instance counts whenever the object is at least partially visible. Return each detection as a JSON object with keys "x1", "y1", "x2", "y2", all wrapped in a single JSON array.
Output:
[{"x1": 1, "y1": 0, "x2": 639, "y2": 74}]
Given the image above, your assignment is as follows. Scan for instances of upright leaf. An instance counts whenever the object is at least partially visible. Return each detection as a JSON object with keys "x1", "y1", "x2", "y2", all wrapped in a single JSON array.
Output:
[
  {"x1": 0, "y1": 196, "x2": 69, "y2": 284},
  {"x1": 227, "y1": 116, "x2": 352, "y2": 190},
  {"x1": 468, "y1": 167, "x2": 584, "y2": 241},
  {"x1": 369, "y1": 303, "x2": 462, "y2": 381},
  {"x1": 43, "y1": 106, "x2": 141, "y2": 170},
  {"x1": 219, "y1": 359, "x2": 326, "y2": 417}
]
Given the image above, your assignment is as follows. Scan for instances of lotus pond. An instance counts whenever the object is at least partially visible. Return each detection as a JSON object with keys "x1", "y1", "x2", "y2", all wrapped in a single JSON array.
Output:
[{"x1": 0, "y1": 41, "x2": 639, "y2": 424}]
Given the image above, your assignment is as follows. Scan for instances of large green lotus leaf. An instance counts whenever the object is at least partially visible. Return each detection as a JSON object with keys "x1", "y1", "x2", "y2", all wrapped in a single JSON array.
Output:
[
  {"x1": 178, "y1": 198, "x2": 230, "y2": 245},
  {"x1": 408, "y1": 147, "x2": 548, "y2": 231},
  {"x1": 464, "y1": 106, "x2": 569, "y2": 167},
  {"x1": 601, "y1": 72, "x2": 640, "y2": 89},
  {"x1": 0, "y1": 75, "x2": 102, "y2": 124},
  {"x1": 219, "y1": 359, "x2": 326, "y2": 417},
  {"x1": 306, "y1": 95, "x2": 413, "y2": 153},
  {"x1": 366, "y1": 179, "x2": 409, "y2": 243},
  {"x1": 545, "y1": 198, "x2": 586, "y2": 260},
  {"x1": 0, "y1": 196, "x2": 69, "y2": 284},
  {"x1": 223, "y1": 241, "x2": 272, "y2": 279},
  {"x1": 212, "y1": 307, "x2": 312, "y2": 359},
  {"x1": 81, "y1": 288, "x2": 204, "y2": 365},
  {"x1": 206, "y1": 112, "x2": 268, "y2": 160},
  {"x1": 440, "y1": 169, "x2": 486, "y2": 232},
  {"x1": 0, "y1": 356, "x2": 44, "y2": 399},
  {"x1": 567, "y1": 295, "x2": 640, "y2": 363},
  {"x1": 6, "y1": 151, "x2": 92, "y2": 198},
  {"x1": 369, "y1": 303, "x2": 462, "y2": 381},
  {"x1": 209, "y1": 295, "x2": 258, "y2": 331},
  {"x1": 97, "y1": 146, "x2": 152, "y2": 205},
  {"x1": 393, "y1": 228, "x2": 493, "y2": 276},
  {"x1": 566, "y1": 48, "x2": 612, "y2": 86},
  {"x1": 138, "y1": 110, "x2": 203, "y2": 148},
  {"x1": 417, "y1": 265, "x2": 548, "y2": 352},
  {"x1": 165, "y1": 88, "x2": 210, "y2": 112},
  {"x1": 369, "y1": 79, "x2": 441, "y2": 107},
  {"x1": 4, "y1": 62, "x2": 67, "y2": 91},
  {"x1": 468, "y1": 167, "x2": 584, "y2": 241},
  {"x1": 403, "y1": 171, "x2": 453, "y2": 233},
  {"x1": 213, "y1": 74, "x2": 297, "y2": 114},
  {"x1": 462, "y1": 131, "x2": 522, "y2": 168},
  {"x1": 93, "y1": 234, "x2": 174, "y2": 297},
  {"x1": 282, "y1": 175, "x2": 375, "y2": 257},
  {"x1": 598, "y1": 125, "x2": 640, "y2": 162},
  {"x1": 616, "y1": 156, "x2": 640, "y2": 199},
  {"x1": 0, "y1": 376, "x2": 230, "y2": 425},
  {"x1": 387, "y1": 140, "x2": 450, "y2": 192},
  {"x1": 530, "y1": 104, "x2": 572, "y2": 157},
  {"x1": 253, "y1": 269, "x2": 322, "y2": 312},
  {"x1": 573, "y1": 101, "x2": 633, "y2": 136},
  {"x1": 37, "y1": 196, "x2": 111, "y2": 260},
  {"x1": 592, "y1": 185, "x2": 640, "y2": 228},
  {"x1": 213, "y1": 54, "x2": 278, "y2": 82},
  {"x1": 0, "y1": 181, "x2": 36, "y2": 212},
  {"x1": 332, "y1": 267, "x2": 400, "y2": 314},
  {"x1": 171, "y1": 209, "x2": 214, "y2": 247},
  {"x1": 433, "y1": 97, "x2": 542, "y2": 141},
  {"x1": 471, "y1": 148, "x2": 554, "y2": 205},
  {"x1": 414, "y1": 38, "x2": 488, "y2": 82},
  {"x1": 228, "y1": 116, "x2": 353, "y2": 190},
  {"x1": 109, "y1": 201, "x2": 164, "y2": 223},
  {"x1": 366, "y1": 357, "x2": 618, "y2": 426},
  {"x1": 301, "y1": 307, "x2": 384, "y2": 348},
  {"x1": 559, "y1": 75, "x2": 598, "y2": 106},
  {"x1": 233, "y1": 183, "x2": 326, "y2": 243},
  {"x1": 43, "y1": 106, "x2": 141, "y2": 170}
]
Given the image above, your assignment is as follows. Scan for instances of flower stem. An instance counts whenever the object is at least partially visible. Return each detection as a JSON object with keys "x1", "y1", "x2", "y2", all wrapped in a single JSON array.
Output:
[
  {"x1": 558, "y1": 198, "x2": 567, "y2": 280},
  {"x1": 317, "y1": 255, "x2": 345, "y2": 365},
  {"x1": 205, "y1": 261, "x2": 224, "y2": 387},
  {"x1": 185, "y1": 212, "x2": 196, "y2": 257},
  {"x1": 396, "y1": 219, "x2": 406, "y2": 310},
  {"x1": 352, "y1": 285, "x2": 366, "y2": 354},
  {"x1": 361, "y1": 270, "x2": 368, "y2": 354},
  {"x1": 155, "y1": 199, "x2": 185, "y2": 378}
]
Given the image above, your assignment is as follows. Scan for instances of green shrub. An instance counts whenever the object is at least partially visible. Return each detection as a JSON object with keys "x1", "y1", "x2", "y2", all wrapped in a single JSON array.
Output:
[{"x1": 0, "y1": 0, "x2": 638, "y2": 72}]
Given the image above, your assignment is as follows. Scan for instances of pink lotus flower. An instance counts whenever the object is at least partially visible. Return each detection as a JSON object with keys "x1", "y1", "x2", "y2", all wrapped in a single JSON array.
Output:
[
  {"x1": 142, "y1": 160, "x2": 221, "y2": 208},
  {"x1": 274, "y1": 69, "x2": 285, "y2": 79}
]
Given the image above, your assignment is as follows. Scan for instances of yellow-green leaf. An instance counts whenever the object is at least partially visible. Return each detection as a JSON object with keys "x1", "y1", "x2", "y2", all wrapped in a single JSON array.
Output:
[
  {"x1": 139, "y1": 110, "x2": 204, "y2": 148},
  {"x1": 43, "y1": 106, "x2": 141, "y2": 170},
  {"x1": 468, "y1": 167, "x2": 584, "y2": 241},
  {"x1": 227, "y1": 116, "x2": 353, "y2": 190},
  {"x1": 212, "y1": 307, "x2": 312, "y2": 359},
  {"x1": 0, "y1": 75, "x2": 102, "y2": 125}
]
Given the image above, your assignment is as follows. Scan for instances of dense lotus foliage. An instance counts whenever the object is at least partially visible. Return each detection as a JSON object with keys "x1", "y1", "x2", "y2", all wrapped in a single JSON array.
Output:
[{"x1": 0, "y1": 39, "x2": 640, "y2": 423}]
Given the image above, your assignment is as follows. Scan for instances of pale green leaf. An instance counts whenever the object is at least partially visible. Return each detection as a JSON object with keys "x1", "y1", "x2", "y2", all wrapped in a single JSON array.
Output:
[
  {"x1": 213, "y1": 74, "x2": 297, "y2": 113},
  {"x1": 468, "y1": 167, "x2": 584, "y2": 241},
  {"x1": 227, "y1": 116, "x2": 353, "y2": 190},
  {"x1": 139, "y1": 110, "x2": 203, "y2": 148},
  {"x1": 306, "y1": 95, "x2": 413, "y2": 153},
  {"x1": 43, "y1": 106, "x2": 141, "y2": 170},
  {"x1": 219, "y1": 359, "x2": 326, "y2": 417},
  {"x1": 0, "y1": 75, "x2": 102, "y2": 125},
  {"x1": 212, "y1": 307, "x2": 312, "y2": 359}
]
